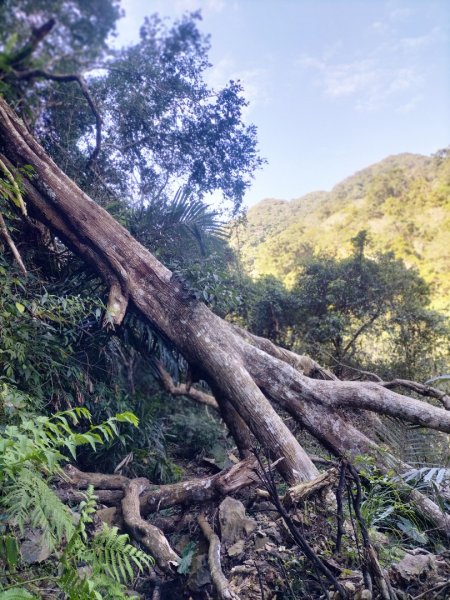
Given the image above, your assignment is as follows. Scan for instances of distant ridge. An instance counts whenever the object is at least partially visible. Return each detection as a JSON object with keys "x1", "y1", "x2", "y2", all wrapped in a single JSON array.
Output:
[{"x1": 234, "y1": 151, "x2": 450, "y2": 312}]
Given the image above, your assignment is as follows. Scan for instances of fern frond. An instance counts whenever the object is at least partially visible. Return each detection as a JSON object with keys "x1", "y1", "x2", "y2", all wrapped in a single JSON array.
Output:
[
  {"x1": 3, "y1": 468, "x2": 74, "y2": 551},
  {"x1": 59, "y1": 565, "x2": 102, "y2": 600},
  {"x1": 91, "y1": 524, "x2": 153, "y2": 583}
]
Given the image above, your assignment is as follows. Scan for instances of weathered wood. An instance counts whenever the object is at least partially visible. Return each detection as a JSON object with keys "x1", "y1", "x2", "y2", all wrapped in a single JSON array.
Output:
[
  {"x1": 1, "y1": 95, "x2": 449, "y2": 534},
  {"x1": 283, "y1": 467, "x2": 338, "y2": 508},
  {"x1": 0, "y1": 95, "x2": 320, "y2": 486},
  {"x1": 61, "y1": 458, "x2": 259, "y2": 517},
  {"x1": 62, "y1": 465, "x2": 179, "y2": 569},
  {"x1": 122, "y1": 478, "x2": 180, "y2": 569},
  {"x1": 198, "y1": 514, "x2": 240, "y2": 600}
]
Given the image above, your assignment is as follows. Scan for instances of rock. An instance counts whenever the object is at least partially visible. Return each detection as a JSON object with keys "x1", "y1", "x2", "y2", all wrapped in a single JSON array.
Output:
[
  {"x1": 254, "y1": 534, "x2": 269, "y2": 550},
  {"x1": 227, "y1": 540, "x2": 245, "y2": 557},
  {"x1": 355, "y1": 590, "x2": 372, "y2": 600},
  {"x1": 188, "y1": 553, "x2": 211, "y2": 591},
  {"x1": 392, "y1": 552, "x2": 437, "y2": 581},
  {"x1": 21, "y1": 530, "x2": 52, "y2": 564},
  {"x1": 96, "y1": 506, "x2": 119, "y2": 527},
  {"x1": 218, "y1": 497, "x2": 257, "y2": 547},
  {"x1": 343, "y1": 581, "x2": 356, "y2": 593}
]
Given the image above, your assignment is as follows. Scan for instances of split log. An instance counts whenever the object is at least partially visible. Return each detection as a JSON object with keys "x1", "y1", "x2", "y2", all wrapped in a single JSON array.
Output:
[
  {"x1": 283, "y1": 467, "x2": 338, "y2": 508},
  {"x1": 198, "y1": 514, "x2": 240, "y2": 600}
]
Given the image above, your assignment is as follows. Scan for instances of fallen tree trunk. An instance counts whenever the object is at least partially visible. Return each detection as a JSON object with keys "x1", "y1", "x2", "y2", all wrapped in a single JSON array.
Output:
[
  {"x1": 63, "y1": 458, "x2": 259, "y2": 517},
  {"x1": 1, "y1": 96, "x2": 449, "y2": 541}
]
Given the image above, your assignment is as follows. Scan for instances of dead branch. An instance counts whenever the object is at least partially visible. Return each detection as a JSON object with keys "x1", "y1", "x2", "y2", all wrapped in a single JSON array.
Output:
[
  {"x1": 381, "y1": 379, "x2": 450, "y2": 410},
  {"x1": 154, "y1": 358, "x2": 219, "y2": 409},
  {"x1": 0, "y1": 212, "x2": 27, "y2": 275},
  {"x1": 56, "y1": 488, "x2": 123, "y2": 505},
  {"x1": 64, "y1": 464, "x2": 129, "y2": 489},
  {"x1": 13, "y1": 69, "x2": 102, "y2": 164},
  {"x1": 122, "y1": 477, "x2": 180, "y2": 569},
  {"x1": 245, "y1": 349, "x2": 450, "y2": 534},
  {"x1": 64, "y1": 464, "x2": 179, "y2": 569},
  {"x1": 283, "y1": 467, "x2": 338, "y2": 508},
  {"x1": 198, "y1": 513, "x2": 240, "y2": 600},
  {"x1": 62, "y1": 458, "x2": 259, "y2": 517}
]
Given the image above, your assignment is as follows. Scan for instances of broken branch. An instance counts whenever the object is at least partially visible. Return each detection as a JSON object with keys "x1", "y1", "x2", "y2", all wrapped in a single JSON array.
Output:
[{"x1": 198, "y1": 513, "x2": 240, "y2": 600}]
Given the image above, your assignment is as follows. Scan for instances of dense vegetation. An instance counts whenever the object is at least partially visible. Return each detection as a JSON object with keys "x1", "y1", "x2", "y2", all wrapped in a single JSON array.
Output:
[
  {"x1": 0, "y1": 2, "x2": 449, "y2": 599},
  {"x1": 234, "y1": 151, "x2": 450, "y2": 312}
]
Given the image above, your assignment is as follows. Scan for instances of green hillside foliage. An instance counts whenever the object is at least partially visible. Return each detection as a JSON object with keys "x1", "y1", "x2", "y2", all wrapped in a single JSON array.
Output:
[{"x1": 234, "y1": 151, "x2": 450, "y2": 313}]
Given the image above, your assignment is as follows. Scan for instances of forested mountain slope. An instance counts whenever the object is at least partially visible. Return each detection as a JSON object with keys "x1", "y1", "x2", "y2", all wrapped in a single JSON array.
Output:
[{"x1": 235, "y1": 151, "x2": 450, "y2": 311}]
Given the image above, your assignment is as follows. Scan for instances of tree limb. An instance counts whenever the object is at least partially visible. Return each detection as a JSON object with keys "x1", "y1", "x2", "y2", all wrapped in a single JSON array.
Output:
[
  {"x1": 154, "y1": 358, "x2": 219, "y2": 409},
  {"x1": 198, "y1": 514, "x2": 240, "y2": 600},
  {"x1": 0, "y1": 212, "x2": 27, "y2": 274},
  {"x1": 122, "y1": 477, "x2": 180, "y2": 569},
  {"x1": 13, "y1": 69, "x2": 102, "y2": 164},
  {"x1": 381, "y1": 379, "x2": 450, "y2": 410},
  {"x1": 62, "y1": 458, "x2": 259, "y2": 518}
]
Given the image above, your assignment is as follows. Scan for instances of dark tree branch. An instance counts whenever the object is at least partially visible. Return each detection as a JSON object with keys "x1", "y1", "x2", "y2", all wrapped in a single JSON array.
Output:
[
  {"x1": 6, "y1": 19, "x2": 56, "y2": 68},
  {"x1": 13, "y1": 69, "x2": 102, "y2": 165},
  {"x1": 381, "y1": 379, "x2": 450, "y2": 410}
]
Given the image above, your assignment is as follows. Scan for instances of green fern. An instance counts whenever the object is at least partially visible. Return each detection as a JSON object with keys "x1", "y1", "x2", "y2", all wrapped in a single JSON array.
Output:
[
  {"x1": 1, "y1": 409, "x2": 145, "y2": 599},
  {"x1": 3, "y1": 468, "x2": 75, "y2": 551},
  {"x1": 58, "y1": 488, "x2": 152, "y2": 599},
  {"x1": 91, "y1": 524, "x2": 153, "y2": 583}
]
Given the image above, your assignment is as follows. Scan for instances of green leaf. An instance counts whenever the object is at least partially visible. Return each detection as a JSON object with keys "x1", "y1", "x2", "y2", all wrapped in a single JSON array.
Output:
[{"x1": 14, "y1": 302, "x2": 25, "y2": 314}]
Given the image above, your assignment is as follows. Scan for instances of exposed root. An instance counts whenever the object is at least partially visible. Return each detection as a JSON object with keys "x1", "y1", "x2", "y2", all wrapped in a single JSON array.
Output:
[
  {"x1": 122, "y1": 477, "x2": 180, "y2": 569},
  {"x1": 198, "y1": 513, "x2": 241, "y2": 600}
]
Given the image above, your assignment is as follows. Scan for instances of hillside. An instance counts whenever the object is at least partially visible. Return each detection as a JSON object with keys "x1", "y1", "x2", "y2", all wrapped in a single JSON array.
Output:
[{"x1": 234, "y1": 151, "x2": 450, "y2": 312}]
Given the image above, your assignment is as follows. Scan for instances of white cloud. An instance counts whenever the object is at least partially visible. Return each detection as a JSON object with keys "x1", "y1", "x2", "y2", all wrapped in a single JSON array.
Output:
[
  {"x1": 396, "y1": 94, "x2": 423, "y2": 113},
  {"x1": 395, "y1": 27, "x2": 445, "y2": 51},
  {"x1": 172, "y1": 0, "x2": 226, "y2": 14},
  {"x1": 386, "y1": 0, "x2": 414, "y2": 21},
  {"x1": 372, "y1": 21, "x2": 389, "y2": 34},
  {"x1": 297, "y1": 53, "x2": 423, "y2": 112},
  {"x1": 207, "y1": 58, "x2": 270, "y2": 118}
]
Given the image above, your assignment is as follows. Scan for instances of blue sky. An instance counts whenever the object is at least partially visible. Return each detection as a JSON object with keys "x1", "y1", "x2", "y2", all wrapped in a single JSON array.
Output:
[{"x1": 117, "y1": 0, "x2": 450, "y2": 206}]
